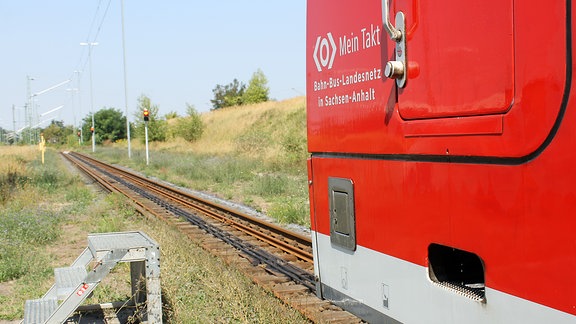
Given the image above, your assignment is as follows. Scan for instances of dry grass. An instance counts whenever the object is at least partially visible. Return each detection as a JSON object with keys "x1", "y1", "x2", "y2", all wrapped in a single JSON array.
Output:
[
  {"x1": 0, "y1": 146, "x2": 36, "y2": 173},
  {"x1": 148, "y1": 97, "x2": 306, "y2": 159},
  {"x1": 0, "y1": 146, "x2": 310, "y2": 323},
  {"x1": 194, "y1": 97, "x2": 304, "y2": 156}
]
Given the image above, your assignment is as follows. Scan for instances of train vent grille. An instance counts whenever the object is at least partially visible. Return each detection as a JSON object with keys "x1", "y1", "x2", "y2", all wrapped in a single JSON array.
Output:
[{"x1": 428, "y1": 243, "x2": 486, "y2": 303}]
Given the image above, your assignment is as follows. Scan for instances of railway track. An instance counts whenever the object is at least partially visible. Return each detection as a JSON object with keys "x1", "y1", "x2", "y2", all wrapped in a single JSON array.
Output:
[{"x1": 62, "y1": 151, "x2": 361, "y2": 323}]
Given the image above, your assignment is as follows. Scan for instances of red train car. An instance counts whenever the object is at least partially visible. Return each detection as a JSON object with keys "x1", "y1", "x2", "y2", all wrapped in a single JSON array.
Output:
[{"x1": 306, "y1": 0, "x2": 576, "y2": 323}]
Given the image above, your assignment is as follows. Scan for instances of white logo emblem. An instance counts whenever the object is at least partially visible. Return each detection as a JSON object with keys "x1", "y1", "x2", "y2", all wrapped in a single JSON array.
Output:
[{"x1": 313, "y1": 33, "x2": 336, "y2": 72}]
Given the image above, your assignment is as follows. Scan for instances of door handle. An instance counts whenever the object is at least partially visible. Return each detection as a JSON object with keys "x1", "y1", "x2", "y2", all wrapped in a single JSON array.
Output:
[
  {"x1": 382, "y1": 0, "x2": 402, "y2": 41},
  {"x1": 382, "y1": 0, "x2": 407, "y2": 87}
]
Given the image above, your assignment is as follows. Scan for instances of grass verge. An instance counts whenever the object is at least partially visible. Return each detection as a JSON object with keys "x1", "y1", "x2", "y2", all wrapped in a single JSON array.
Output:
[
  {"x1": 0, "y1": 146, "x2": 309, "y2": 323},
  {"x1": 88, "y1": 97, "x2": 310, "y2": 227}
]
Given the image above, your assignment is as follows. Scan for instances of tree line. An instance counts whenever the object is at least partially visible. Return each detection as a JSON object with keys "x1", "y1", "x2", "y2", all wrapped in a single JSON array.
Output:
[
  {"x1": 77, "y1": 94, "x2": 204, "y2": 146},
  {"x1": 0, "y1": 94, "x2": 203, "y2": 146},
  {"x1": 3, "y1": 69, "x2": 270, "y2": 146},
  {"x1": 210, "y1": 69, "x2": 269, "y2": 109}
]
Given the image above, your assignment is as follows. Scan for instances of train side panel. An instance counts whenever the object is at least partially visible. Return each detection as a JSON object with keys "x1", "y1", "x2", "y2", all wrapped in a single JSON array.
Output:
[{"x1": 307, "y1": 0, "x2": 576, "y2": 323}]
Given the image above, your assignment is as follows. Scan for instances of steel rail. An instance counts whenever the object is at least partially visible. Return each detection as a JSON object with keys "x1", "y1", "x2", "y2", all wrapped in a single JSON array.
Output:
[
  {"x1": 128, "y1": 182, "x2": 313, "y2": 263},
  {"x1": 68, "y1": 151, "x2": 313, "y2": 263},
  {"x1": 63, "y1": 152, "x2": 158, "y2": 215},
  {"x1": 62, "y1": 151, "x2": 316, "y2": 291}
]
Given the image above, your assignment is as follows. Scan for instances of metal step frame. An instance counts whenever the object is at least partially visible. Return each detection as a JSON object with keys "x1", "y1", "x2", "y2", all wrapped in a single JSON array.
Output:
[{"x1": 22, "y1": 231, "x2": 162, "y2": 324}]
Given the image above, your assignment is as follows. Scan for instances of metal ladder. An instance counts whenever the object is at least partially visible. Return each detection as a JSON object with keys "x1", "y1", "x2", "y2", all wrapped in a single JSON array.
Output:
[{"x1": 22, "y1": 231, "x2": 162, "y2": 324}]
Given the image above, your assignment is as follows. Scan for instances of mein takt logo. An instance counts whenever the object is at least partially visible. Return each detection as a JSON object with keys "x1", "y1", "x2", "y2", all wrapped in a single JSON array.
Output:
[{"x1": 313, "y1": 33, "x2": 336, "y2": 72}]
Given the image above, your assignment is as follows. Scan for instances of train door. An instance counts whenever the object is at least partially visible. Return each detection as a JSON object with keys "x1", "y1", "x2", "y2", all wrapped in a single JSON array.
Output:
[
  {"x1": 389, "y1": 0, "x2": 514, "y2": 135},
  {"x1": 387, "y1": 0, "x2": 567, "y2": 154}
]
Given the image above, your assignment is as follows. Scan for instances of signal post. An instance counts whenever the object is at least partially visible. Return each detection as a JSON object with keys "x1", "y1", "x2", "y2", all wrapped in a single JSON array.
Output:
[{"x1": 143, "y1": 109, "x2": 149, "y2": 165}]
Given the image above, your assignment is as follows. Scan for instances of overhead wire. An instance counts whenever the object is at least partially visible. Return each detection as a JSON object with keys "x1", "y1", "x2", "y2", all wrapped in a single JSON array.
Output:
[
  {"x1": 63, "y1": 0, "x2": 114, "y2": 130},
  {"x1": 10, "y1": 2, "x2": 113, "y2": 137},
  {"x1": 92, "y1": 0, "x2": 113, "y2": 43},
  {"x1": 67, "y1": 0, "x2": 102, "y2": 82},
  {"x1": 86, "y1": 0, "x2": 104, "y2": 42},
  {"x1": 68, "y1": 0, "x2": 112, "y2": 85}
]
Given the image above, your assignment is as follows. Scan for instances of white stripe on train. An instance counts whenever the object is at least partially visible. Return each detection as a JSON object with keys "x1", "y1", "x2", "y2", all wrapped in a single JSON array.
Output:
[{"x1": 312, "y1": 232, "x2": 575, "y2": 324}]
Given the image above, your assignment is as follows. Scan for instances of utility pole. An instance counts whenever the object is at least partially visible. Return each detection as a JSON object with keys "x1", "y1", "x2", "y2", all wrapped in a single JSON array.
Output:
[
  {"x1": 67, "y1": 87, "x2": 80, "y2": 146},
  {"x1": 80, "y1": 42, "x2": 98, "y2": 152},
  {"x1": 12, "y1": 104, "x2": 16, "y2": 141},
  {"x1": 121, "y1": 0, "x2": 132, "y2": 158},
  {"x1": 26, "y1": 75, "x2": 34, "y2": 144},
  {"x1": 66, "y1": 88, "x2": 78, "y2": 133},
  {"x1": 74, "y1": 70, "x2": 83, "y2": 144}
]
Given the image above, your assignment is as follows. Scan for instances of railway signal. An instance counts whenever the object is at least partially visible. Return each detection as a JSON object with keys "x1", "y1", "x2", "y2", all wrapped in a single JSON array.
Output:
[
  {"x1": 143, "y1": 108, "x2": 150, "y2": 165},
  {"x1": 90, "y1": 126, "x2": 95, "y2": 152}
]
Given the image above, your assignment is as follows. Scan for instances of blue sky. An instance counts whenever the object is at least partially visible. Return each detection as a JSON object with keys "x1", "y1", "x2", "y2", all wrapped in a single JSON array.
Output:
[{"x1": 0, "y1": 1, "x2": 306, "y2": 131}]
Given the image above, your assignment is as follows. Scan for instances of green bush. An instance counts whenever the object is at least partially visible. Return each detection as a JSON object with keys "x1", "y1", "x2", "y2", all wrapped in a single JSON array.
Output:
[{"x1": 174, "y1": 104, "x2": 204, "y2": 142}]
